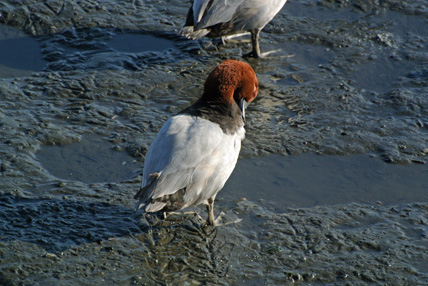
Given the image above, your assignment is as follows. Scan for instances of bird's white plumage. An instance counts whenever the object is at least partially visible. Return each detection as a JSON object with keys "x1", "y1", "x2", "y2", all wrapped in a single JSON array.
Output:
[
  {"x1": 194, "y1": 0, "x2": 244, "y2": 30},
  {"x1": 192, "y1": 0, "x2": 287, "y2": 32},
  {"x1": 139, "y1": 114, "x2": 245, "y2": 212}
]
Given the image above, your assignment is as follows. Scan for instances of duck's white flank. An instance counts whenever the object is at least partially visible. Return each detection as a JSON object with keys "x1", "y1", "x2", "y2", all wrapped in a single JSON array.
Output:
[{"x1": 139, "y1": 114, "x2": 245, "y2": 212}]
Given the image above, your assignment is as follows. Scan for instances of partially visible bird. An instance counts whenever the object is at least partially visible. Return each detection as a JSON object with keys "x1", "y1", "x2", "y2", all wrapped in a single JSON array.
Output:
[
  {"x1": 179, "y1": 0, "x2": 288, "y2": 58},
  {"x1": 135, "y1": 59, "x2": 258, "y2": 225}
]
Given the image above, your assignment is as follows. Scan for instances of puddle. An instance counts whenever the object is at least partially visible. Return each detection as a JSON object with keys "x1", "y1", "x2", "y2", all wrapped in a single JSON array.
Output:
[
  {"x1": 40, "y1": 29, "x2": 180, "y2": 71},
  {"x1": 223, "y1": 154, "x2": 428, "y2": 210},
  {"x1": 0, "y1": 24, "x2": 46, "y2": 78},
  {"x1": 286, "y1": 43, "x2": 334, "y2": 68},
  {"x1": 37, "y1": 135, "x2": 138, "y2": 183},
  {"x1": 108, "y1": 33, "x2": 176, "y2": 53},
  {"x1": 285, "y1": 1, "x2": 363, "y2": 23},
  {"x1": 348, "y1": 52, "x2": 414, "y2": 93},
  {"x1": 269, "y1": 42, "x2": 335, "y2": 85}
]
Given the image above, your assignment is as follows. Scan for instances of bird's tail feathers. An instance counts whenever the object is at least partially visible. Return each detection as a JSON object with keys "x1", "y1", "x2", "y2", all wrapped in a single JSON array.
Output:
[
  {"x1": 135, "y1": 172, "x2": 171, "y2": 213},
  {"x1": 134, "y1": 172, "x2": 159, "y2": 200},
  {"x1": 135, "y1": 172, "x2": 162, "y2": 212},
  {"x1": 144, "y1": 201, "x2": 167, "y2": 213}
]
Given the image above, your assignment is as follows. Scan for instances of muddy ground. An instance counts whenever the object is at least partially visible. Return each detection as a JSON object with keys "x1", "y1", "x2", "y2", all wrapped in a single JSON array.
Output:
[{"x1": 0, "y1": 0, "x2": 427, "y2": 285}]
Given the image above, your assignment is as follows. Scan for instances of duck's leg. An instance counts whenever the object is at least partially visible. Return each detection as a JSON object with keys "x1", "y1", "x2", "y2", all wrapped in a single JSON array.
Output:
[
  {"x1": 206, "y1": 198, "x2": 242, "y2": 226},
  {"x1": 244, "y1": 28, "x2": 285, "y2": 58},
  {"x1": 242, "y1": 29, "x2": 262, "y2": 58},
  {"x1": 251, "y1": 28, "x2": 262, "y2": 58},
  {"x1": 207, "y1": 198, "x2": 216, "y2": 225}
]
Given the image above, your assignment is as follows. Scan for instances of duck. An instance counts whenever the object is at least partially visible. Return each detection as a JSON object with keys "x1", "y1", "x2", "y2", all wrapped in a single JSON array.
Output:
[
  {"x1": 135, "y1": 59, "x2": 258, "y2": 225},
  {"x1": 179, "y1": 0, "x2": 288, "y2": 58}
]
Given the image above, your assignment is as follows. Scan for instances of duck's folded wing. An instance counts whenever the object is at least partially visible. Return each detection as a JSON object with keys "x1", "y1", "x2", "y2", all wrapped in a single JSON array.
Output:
[
  {"x1": 194, "y1": 0, "x2": 245, "y2": 30},
  {"x1": 136, "y1": 115, "x2": 228, "y2": 209},
  {"x1": 192, "y1": 0, "x2": 211, "y2": 23}
]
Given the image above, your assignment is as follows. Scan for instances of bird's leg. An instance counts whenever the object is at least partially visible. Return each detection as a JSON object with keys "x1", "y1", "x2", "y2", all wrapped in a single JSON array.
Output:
[
  {"x1": 243, "y1": 29, "x2": 262, "y2": 58},
  {"x1": 244, "y1": 28, "x2": 286, "y2": 58},
  {"x1": 207, "y1": 198, "x2": 216, "y2": 225},
  {"x1": 251, "y1": 28, "x2": 262, "y2": 58},
  {"x1": 206, "y1": 198, "x2": 242, "y2": 226}
]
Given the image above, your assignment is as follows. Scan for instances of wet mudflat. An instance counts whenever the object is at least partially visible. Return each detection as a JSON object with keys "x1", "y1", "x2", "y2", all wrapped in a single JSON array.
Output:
[{"x1": 0, "y1": 0, "x2": 427, "y2": 285}]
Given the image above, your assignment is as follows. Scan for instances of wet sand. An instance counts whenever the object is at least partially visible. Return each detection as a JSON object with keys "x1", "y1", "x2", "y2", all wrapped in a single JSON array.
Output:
[{"x1": 1, "y1": 0, "x2": 428, "y2": 285}]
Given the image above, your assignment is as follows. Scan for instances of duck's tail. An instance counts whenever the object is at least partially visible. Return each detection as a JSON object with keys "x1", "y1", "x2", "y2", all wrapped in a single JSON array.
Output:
[{"x1": 135, "y1": 172, "x2": 165, "y2": 212}]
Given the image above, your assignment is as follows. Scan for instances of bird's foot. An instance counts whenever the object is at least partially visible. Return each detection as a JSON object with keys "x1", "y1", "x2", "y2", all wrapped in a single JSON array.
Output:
[
  {"x1": 244, "y1": 49, "x2": 294, "y2": 59},
  {"x1": 164, "y1": 211, "x2": 204, "y2": 221},
  {"x1": 146, "y1": 211, "x2": 203, "y2": 226},
  {"x1": 209, "y1": 211, "x2": 242, "y2": 226},
  {"x1": 243, "y1": 50, "x2": 260, "y2": 58}
]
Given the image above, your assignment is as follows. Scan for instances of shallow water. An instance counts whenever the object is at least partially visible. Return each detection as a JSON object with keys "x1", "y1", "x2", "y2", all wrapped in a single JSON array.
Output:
[
  {"x1": 226, "y1": 154, "x2": 428, "y2": 210},
  {"x1": 37, "y1": 135, "x2": 138, "y2": 184},
  {"x1": 1, "y1": 0, "x2": 428, "y2": 285},
  {"x1": 108, "y1": 33, "x2": 176, "y2": 53},
  {"x1": 0, "y1": 24, "x2": 46, "y2": 78}
]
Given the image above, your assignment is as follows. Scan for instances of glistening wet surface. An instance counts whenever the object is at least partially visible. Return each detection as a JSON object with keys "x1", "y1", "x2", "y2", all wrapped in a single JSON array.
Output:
[
  {"x1": 37, "y1": 135, "x2": 138, "y2": 184},
  {"x1": 0, "y1": 24, "x2": 46, "y2": 78},
  {"x1": 1, "y1": 0, "x2": 428, "y2": 284},
  {"x1": 225, "y1": 154, "x2": 428, "y2": 210},
  {"x1": 108, "y1": 33, "x2": 176, "y2": 53},
  {"x1": 37, "y1": 136, "x2": 428, "y2": 209}
]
